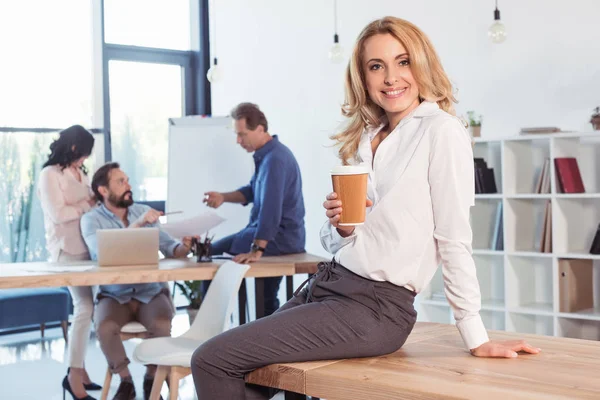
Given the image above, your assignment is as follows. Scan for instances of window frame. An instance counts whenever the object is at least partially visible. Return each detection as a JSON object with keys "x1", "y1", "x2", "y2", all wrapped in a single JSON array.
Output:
[
  {"x1": 1, "y1": 1, "x2": 210, "y2": 225},
  {"x1": 97, "y1": 0, "x2": 211, "y2": 211}
]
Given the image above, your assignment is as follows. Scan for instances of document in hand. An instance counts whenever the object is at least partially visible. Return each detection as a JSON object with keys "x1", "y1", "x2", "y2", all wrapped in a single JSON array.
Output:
[{"x1": 161, "y1": 211, "x2": 226, "y2": 238}]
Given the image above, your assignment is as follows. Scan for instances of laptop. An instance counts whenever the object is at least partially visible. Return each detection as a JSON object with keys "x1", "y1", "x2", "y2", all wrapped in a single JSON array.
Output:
[{"x1": 96, "y1": 228, "x2": 160, "y2": 267}]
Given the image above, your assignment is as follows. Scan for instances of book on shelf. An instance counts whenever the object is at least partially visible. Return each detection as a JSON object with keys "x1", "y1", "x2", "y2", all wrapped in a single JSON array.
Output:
[
  {"x1": 536, "y1": 200, "x2": 552, "y2": 253},
  {"x1": 543, "y1": 202, "x2": 552, "y2": 253},
  {"x1": 554, "y1": 157, "x2": 585, "y2": 193},
  {"x1": 519, "y1": 127, "x2": 562, "y2": 135},
  {"x1": 534, "y1": 158, "x2": 551, "y2": 194},
  {"x1": 474, "y1": 158, "x2": 498, "y2": 194},
  {"x1": 495, "y1": 214, "x2": 504, "y2": 251},
  {"x1": 558, "y1": 259, "x2": 593, "y2": 313},
  {"x1": 490, "y1": 202, "x2": 503, "y2": 250},
  {"x1": 590, "y1": 223, "x2": 600, "y2": 255}
]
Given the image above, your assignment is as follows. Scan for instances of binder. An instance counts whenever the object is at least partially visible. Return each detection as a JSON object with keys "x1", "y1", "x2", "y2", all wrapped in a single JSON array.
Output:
[{"x1": 558, "y1": 259, "x2": 593, "y2": 313}]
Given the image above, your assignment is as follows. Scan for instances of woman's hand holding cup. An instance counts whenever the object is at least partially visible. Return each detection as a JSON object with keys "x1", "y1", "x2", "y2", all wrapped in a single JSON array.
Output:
[
  {"x1": 323, "y1": 192, "x2": 373, "y2": 237},
  {"x1": 325, "y1": 165, "x2": 371, "y2": 236}
]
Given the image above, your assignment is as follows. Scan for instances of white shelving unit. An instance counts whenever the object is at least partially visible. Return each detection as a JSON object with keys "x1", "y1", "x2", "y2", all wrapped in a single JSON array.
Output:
[{"x1": 417, "y1": 131, "x2": 600, "y2": 340}]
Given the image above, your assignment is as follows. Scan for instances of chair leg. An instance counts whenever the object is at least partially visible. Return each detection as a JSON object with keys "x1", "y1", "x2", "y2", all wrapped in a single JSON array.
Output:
[
  {"x1": 100, "y1": 367, "x2": 112, "y2": 400},
  {"x1": 284, "y1": 392, "x2": 308, "y2": 400},
  {"x1": 61, "y1": 320, "x2": 69, "y2": 343},
  {"x1": 168, "y1": 368, "x2": 180, "y2": 400},
  {"x1": 40, "y1": 323, "x2": 45, "y2": 338},
  {"x1": 150, "y1": 366, "x2": 168, "y2": 400},
  {"x1": 238, "y1": 279, "x2": 247, "y2": 325}
]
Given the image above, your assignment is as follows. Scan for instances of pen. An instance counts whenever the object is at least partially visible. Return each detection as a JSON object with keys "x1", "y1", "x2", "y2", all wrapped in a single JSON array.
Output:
[{"x1": 163, "y1": 211, "x2": 183, "y2": 216}]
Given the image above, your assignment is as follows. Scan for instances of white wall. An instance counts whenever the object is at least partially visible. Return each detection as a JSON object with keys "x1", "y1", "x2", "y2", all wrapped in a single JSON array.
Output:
[{"x1": 210, "y1": 0, "x2": 600, "y2": 256}]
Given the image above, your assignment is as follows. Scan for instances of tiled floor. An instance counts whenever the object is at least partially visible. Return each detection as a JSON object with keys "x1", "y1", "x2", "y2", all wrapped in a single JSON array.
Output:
[{"x1": 0, "y1": 312, "x2": 286, "y2": 400}]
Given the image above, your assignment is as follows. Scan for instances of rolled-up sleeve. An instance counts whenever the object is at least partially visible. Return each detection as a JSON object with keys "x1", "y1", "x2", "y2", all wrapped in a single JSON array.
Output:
[
  {"x1": 237, "y1": 184, "x2": 254, "y2": 206},
  {"x1": 429, "y1": 119, "x2": 489, "y2": 350},
  {"x1": 319, "y1": 220, "x2": 357, "y2": 255},
  {"x1": 156, "y1": 223, "x2": 181, "y2": 258}
]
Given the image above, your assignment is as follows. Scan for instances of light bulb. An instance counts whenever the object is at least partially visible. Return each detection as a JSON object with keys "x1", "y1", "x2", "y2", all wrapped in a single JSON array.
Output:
[
  {"x1": 206, "y1": 58, "x2": 222, "y2": 83},
  {"x1": 329, "y1": 43, "x2": 344, "y2": 63},
  {"x1": 488, "y1": 8, "x2": 507, "y2": 44},
  {"x1": 488, "y1": 21, "x2": 507, "y2": 43},
  {"x1": 329, "y1": 34, "x2": 344, "y2": 63}
]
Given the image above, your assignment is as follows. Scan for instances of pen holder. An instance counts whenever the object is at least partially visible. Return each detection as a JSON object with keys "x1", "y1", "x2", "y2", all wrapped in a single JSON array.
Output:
[{"x1": 192, "y1": 237, "x2": 212, "y2": 263}]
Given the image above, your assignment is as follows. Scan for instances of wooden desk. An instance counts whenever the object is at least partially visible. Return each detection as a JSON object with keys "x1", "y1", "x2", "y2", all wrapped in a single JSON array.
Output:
[
  {"x1": 246, "y1": 322, "x2": 600, "y2": 399},
  {"x1": 242, "y1": 253, "x2": 325, "y2": 320},
  {"x1": 266, "y1": 253, "x2": 325, "y2": 302},
  {"x1": 0, "y1": 253, "x2": 326, "y2": 321},
  {"x1": 0, "y1": 258, "x2": 295, "y2": 289},
  {"x1": 267, "y1": 253, "x2": 324, "y2": 276}
]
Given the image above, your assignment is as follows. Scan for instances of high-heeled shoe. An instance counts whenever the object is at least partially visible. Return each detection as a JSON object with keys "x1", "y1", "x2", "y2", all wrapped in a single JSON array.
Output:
[
  {"x1": 62, "y1": 375, "x2": 97, "y2": 400},
  {"x1": 83, "y1": 382, "x2": 102, "y2": 391},
  {"x1": 67, "y1": 368, "x2": 102, "y2": 391}
]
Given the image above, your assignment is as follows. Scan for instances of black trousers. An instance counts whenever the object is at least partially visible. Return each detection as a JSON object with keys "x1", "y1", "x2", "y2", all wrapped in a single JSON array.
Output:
[{"x1": 192, "y1": 260, "x2": 418, "y2": 399}]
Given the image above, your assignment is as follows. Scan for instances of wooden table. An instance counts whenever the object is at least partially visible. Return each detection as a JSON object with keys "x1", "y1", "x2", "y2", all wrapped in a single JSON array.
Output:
[
  {"x1": 264, "y1": 253, "x2": 322, "y2": 303},
  {"x1": 230, "y1": 253, "x2": 324, "y2": 321},
  {"x1": 0, "y1": 253, "x2": 326, "y2": 320},
  {"x1": 246, "y1": 322, "x2": 600, "y2": 399}
]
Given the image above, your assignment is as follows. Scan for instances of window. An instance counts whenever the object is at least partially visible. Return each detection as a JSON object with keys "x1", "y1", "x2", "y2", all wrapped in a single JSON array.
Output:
[
  {"x1": 109, "y1": 61, "x2": 183, "y2": 201},
  {"x1": 104, "y1": 0, "x2": 191, "y2": 50},
  {"x1": 0, "y1": 0, "x2": 94, "y2": 128},
  {"x1": 0, "y1": 0, "x2": 210, "y2": 263}
]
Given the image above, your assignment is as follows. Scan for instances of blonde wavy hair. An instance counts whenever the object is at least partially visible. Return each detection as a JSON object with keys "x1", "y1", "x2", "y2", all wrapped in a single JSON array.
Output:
[{"x1": 332, "y1": 16, "x2": 457, "y2": 164}]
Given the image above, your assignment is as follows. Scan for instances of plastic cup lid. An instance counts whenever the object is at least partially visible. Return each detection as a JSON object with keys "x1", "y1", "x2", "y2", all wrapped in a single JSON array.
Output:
[{"x1": 330, "y1": 165, "x2": 369, "y2": 175}]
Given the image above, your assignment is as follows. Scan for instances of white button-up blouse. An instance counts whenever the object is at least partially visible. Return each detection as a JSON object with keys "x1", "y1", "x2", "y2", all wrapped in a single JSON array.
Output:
[{"x1": 320, "y1": 101, "x2": 489, "y2": 350}]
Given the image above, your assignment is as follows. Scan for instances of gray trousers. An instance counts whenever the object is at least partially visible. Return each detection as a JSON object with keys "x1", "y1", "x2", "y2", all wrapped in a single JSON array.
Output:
[
  {"x1": 192, "y1": 260, "x2": 417, "y2": 399},
  {"x1": 95, "y1": 290, "x2": 174, "y2": 373}
]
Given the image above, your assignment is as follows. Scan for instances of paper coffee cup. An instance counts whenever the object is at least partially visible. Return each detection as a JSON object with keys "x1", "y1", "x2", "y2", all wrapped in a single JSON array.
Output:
[{"x1": 330, "y1": 165, "x2": 369, "y2": 226}]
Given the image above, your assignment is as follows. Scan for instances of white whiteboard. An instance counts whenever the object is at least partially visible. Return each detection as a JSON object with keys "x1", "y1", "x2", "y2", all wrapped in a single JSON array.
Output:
[{"x1": 166, "y1": 116, "x2": 254, "y2": 240}]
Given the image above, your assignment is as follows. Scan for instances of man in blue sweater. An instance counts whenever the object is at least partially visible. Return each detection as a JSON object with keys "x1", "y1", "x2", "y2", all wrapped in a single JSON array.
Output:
[{"x1": 203, "y1": 102, "x2": 306, "y2": 316}]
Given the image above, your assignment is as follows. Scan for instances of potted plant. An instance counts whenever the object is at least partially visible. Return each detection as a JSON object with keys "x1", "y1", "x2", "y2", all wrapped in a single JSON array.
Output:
[
  {"x1": 591, "y1": 107, "x2": 600, "y2": 131},
  {"x1": 174, "y1": 280, "x2": 202, "y2": 325},
  {"x1": 466, "y1": 111, "x2": 482, "y2": 138}
]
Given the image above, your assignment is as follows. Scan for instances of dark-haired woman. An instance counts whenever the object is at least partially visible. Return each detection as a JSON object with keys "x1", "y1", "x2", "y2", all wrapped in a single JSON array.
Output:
[{"x1": 37, "y1": 125, "x2": 101, "y2": 400}]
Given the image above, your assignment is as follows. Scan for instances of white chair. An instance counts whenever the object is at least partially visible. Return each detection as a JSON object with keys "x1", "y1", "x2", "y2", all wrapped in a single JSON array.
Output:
[
  {"x1": 132, "y1": 261, "x2": 250, "y2": 400},
  {"x1": 100, "y1": 322, "x2": 149, "y2": 400}
]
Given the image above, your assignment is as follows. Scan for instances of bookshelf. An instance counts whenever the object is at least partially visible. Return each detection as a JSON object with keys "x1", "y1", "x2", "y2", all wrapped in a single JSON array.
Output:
[{"x1": 417, "y1": 131, "x2": 600, "y2": 341}]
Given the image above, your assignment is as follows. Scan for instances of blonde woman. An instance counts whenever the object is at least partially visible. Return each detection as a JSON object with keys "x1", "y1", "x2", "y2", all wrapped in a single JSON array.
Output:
[
  {"x1": 38, "y1": 125, "x2": 100, "y2": 400},
  {"x1": 191, "y1": 17, "x2": 540, "y2": 399}
]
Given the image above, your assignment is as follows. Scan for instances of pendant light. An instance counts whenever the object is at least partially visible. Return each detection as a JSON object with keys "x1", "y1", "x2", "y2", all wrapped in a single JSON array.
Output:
[
  {"x1": 488, "y1": 0, "x2": 507, "y2": 44},
  {"x1": 328, "y1": 0, "x2": 344, "y2": 63}
]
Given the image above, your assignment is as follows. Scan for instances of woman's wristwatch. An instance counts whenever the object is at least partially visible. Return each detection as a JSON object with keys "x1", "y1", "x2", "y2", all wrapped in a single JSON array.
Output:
[{"x1": 250, "y1": 243, "x2": 266, "y2": 253}]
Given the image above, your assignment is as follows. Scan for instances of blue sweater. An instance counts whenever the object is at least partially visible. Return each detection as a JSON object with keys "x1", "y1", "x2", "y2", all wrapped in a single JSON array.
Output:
[{"x1": 230, "y1": 135, "x2": 305, "y2": 255}]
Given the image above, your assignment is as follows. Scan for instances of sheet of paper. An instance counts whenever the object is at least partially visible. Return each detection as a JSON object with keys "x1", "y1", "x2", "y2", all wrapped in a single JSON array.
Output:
[
  {"x1": 161, "y1": 211, "x2": 226, "y2": 238},
  {"x1": 24, "y1": 265, "x2": 95, "y2": 273}
]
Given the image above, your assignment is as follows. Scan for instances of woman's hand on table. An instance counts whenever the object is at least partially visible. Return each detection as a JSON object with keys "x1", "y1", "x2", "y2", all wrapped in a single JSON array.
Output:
[{"x1": 470, "y1": 340, "x2": 541, "y2": 358}]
